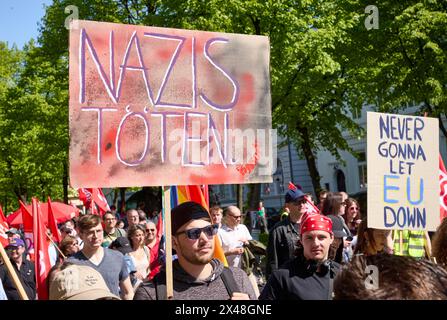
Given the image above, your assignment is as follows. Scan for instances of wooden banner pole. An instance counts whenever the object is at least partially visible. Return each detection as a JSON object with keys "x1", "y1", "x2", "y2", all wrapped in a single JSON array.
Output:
[
  {"x1": 45, "y1": 233, "x2": 66, "y2": 260},
  {"x1": 163, "y1": 186, "x2": 173, "y2": 299},
  {"x1": 0, "y1": 242, "x2": 29, "y2": 300}
]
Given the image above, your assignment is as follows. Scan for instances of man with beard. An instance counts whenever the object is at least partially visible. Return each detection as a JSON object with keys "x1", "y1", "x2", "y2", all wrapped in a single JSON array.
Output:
[
  {"x1": 259, "y1": 212, "x2": 340, "y2": 300},
  {"x1": 133, "y1": 201, "x2": 256, "y2": 300}
]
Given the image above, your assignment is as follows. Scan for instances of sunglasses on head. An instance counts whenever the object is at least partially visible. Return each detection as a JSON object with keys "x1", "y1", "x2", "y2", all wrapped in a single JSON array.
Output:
[{"x1": 176, "y1": 224, "x2": 219, "y2": 240}]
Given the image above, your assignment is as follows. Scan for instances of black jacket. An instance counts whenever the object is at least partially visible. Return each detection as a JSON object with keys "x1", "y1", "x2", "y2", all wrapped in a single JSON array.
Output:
[
  {"x1": 259, "y1": 257, "x2": 340, "y2": 300},
  {"x1": 266, "y1": 217, "x2": 300, "y2": 276},
  {"x1": 0, "y1": 259, "x2": 36, "y2": 300}
]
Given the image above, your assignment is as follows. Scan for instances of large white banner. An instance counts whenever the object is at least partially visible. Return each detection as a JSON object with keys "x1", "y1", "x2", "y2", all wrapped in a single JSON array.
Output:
[{"x1": 367, "y1": 112, "x2": 439, "y2": 231}]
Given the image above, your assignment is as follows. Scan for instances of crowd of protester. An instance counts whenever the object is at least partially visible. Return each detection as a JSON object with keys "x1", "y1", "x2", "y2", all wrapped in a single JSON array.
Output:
[{"x1": 1, "y1": 187, "x2": 447, "y2": 301}]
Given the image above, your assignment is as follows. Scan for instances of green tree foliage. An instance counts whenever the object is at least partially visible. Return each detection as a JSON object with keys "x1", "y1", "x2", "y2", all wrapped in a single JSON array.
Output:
[
  {"x1": 0, "y1": 41, "x2": 68, "y2": 211},
  {"x1": 344, "y1": 1, "x2": 447, "y2": 141}
]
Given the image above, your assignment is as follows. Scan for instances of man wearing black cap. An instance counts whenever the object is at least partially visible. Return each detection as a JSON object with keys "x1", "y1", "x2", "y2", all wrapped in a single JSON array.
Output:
[
  {"x1": 0, "y1": 238, "x2": 36, "y2": 300},
  {"x1": 134, "y1": 201, "x2": 256, "y2": 300},
  {"x1": 266, "y1": 187, "x2": 308, "y2": 277}
]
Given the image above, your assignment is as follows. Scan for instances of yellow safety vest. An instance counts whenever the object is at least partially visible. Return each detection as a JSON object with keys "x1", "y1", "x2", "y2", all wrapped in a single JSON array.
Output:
[{"x1": 393, "y1": 230, "x2": 426, "y2": 258}]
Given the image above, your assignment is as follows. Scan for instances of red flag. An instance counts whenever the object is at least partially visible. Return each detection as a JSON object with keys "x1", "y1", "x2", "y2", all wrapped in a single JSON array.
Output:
[
  {"x1": 78, "y1": 188, "x2": 109, "y2": 215},
  {"x1": 47, "y1": 197, "x2": 62, "y2": 243},
  {"x1": 78, "y1": 188, "x2": 92, "y2": 208},
  {"x1": 32, "y1": 198, "x2": 51, "y2": 300},
  {"x1": 288, "y1": 181, "x2": 303, "y2": 191},
  {"x1": 91, "y1": 188, "x2": 110, "y2": 214},
  {"x1": 0, "y1": 205, "x2": 9, "y2": 247},
  {"x1": 147, "y1": 207, "x2": 164, "y2": 280},
  {"x1": 303, "y1": 195, "x2": 320, "y2": 215},
  {"x1": 20, "y1": 200, "x2": 35, "y2": 261},
  {"x1": 440, "y1": 154, "x2": 447, "y2": 221},
  {"x1": 288, "y1": 182, "x2": 297, "y2": 190}
]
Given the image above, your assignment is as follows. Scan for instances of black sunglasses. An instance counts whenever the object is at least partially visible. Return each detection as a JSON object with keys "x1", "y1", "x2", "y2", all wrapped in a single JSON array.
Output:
[{"x1": 176, "y1": 224, "x2": 219, "y2": 240}]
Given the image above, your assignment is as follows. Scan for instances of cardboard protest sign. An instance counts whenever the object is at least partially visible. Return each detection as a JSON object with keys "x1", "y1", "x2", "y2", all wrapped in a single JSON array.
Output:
[
  {"x1": 69, "y1": 20, "x2": 274, "y2": 187},
  {"x1": 367, "y1": 112, "x2": 439, "y2": 231}
]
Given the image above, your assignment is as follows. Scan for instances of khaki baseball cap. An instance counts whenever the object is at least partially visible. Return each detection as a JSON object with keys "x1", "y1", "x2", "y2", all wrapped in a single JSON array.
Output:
[{"x1": 49, "y1": 264, "x2": 121, "y2": 300}]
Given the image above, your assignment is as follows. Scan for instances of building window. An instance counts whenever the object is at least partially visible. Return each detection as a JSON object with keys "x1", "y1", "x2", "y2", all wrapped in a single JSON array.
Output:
[{"x1": 358, "y1": 152, "x2": 367, "y2": 189}]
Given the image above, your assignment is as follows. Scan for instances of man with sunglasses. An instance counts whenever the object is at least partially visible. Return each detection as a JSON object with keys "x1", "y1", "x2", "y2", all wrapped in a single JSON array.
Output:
[
  {"x1": 145, "y1": 220, "x2": 162, "y2": 280},
  {"x1": 134, "y1": 201, "x2": 256, "y2": 300},
  {"x1": 266, "y1": 187, "x2": 308, "y2": 277},
  {"x1": 0, "y1": 238, "x2": 36, "y2": 300},
  {"x1": 218, "y1": 206, "x2": 252, "y2": 268}
]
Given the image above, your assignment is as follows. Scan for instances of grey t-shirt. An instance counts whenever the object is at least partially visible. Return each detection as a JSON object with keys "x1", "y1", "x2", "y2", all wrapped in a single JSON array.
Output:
[{"x1": 67, "y1": 248, "x2": 129, "y2": 296}]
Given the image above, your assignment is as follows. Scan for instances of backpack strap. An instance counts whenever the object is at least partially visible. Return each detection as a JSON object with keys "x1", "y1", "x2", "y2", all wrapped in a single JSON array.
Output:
[
  {"x1": 220, "y1": 267, "x2": 240, "y2": 298},
  {"x1": 153, "y1": 273, "x2": 167, "y2": 300}
]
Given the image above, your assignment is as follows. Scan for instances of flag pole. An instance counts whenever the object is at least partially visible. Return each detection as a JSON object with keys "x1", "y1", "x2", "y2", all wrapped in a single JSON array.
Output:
[
  {"x1": 45, "y1": 233, "x2": 66, "y2": 260},
  {"x1": 0, "y1": 242, "x2": 29, "y2": 300},
  {"x1": 163, "y1": 186, "x2": 173, "y2": 299}
]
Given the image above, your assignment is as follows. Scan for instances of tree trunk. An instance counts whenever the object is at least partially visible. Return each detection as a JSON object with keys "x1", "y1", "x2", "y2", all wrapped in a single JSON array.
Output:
[
  {"x1": 119, "y1": 187, "x2": 127, "y2": 214},
  {"x1": 14, "y1": 186, "x2": 27, "y2": 205},
  {"x1": 63, "y1": 162, "x2": 69, "y2": 204},
  {"x1": 296, "y1": 122, "x2": 322, "y2": 197},
  {"x1": 247, "y1": 183, "x2": 261, "y2": 212},
  {"x1": 237, "y1": 185, "x2": 244, "y2": 211},
  {"x1": 113, "y1": 188, "x2": 119, "y2": 208}
]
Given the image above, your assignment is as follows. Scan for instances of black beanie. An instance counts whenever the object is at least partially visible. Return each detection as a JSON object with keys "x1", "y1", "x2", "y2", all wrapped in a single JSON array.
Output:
[{"x1": 171, "y1": 201, "x2": 210, "y2": 235}]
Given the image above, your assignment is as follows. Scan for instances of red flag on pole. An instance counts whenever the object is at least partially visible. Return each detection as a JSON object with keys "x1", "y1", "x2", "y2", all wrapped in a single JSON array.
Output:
[
  {"x1": 92, "y1": 188, "x2": 110, "y2": 214},
  {"x1": 0, "y1": 205, "x2": 9, "y2": 247},
  {"x1": 440, "y1": 154, "x2": 447, "y2": 221},
  {"x1": 78, "y1": 188, "x2": 109, "y2": 215},
  {"x1": 78, "y1": 188, "x2": 92, "y2": 208},
  {"x1": 148, "y1": 213, "x2": 164, "y2": 280},
  {"x1": 32, "y1": 198, "x2": 51, "y2": 300},
  {"x1": 47, "y1": 197, "x2": 62, "y2": 243}
]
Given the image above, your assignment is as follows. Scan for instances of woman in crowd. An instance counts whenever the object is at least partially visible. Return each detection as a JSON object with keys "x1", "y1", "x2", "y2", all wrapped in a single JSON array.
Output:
[
  {"x1": 432, "y1": 218, "x2": 447, "y2": 268},
  {"x1": 321, "y1": 192, "x2": 351, "y2": 263},
  {"x1": 343, "y1": 198, "x2": 362, "y2": 236},
  {"x1": 127, "y1": 225, "x2": 150, "y2": 288},
  {"x1": 59, "y1": 235, "x2": 80, "y2": 260},
  {"x1": 354, "y1": 215, "x2": 393, "y2": 256}
]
